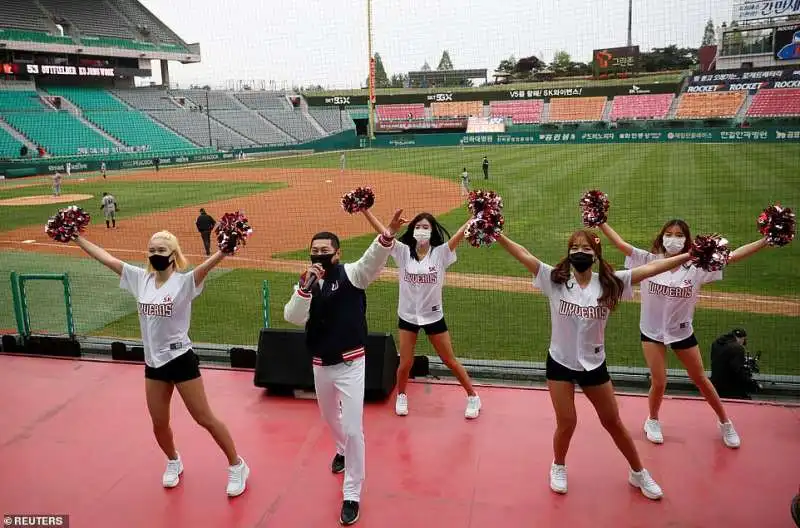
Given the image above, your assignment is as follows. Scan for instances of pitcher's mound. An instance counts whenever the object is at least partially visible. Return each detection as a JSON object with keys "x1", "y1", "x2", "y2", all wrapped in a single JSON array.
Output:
[{"x1": 0, "y1": 193, "x2": 94, "y2": 206}]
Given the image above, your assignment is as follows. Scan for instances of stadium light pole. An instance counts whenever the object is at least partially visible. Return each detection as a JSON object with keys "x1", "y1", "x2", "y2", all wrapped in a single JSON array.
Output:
[
  {"x1": 367, "y1": 0, "x2": 375, "y2": 141},
  {"x1": 627, "y1": 0, "x2": 633, "y2": 47}
]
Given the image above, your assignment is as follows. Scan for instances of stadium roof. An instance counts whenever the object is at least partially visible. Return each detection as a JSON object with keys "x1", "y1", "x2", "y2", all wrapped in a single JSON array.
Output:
[{"x1": 0, "y1": 0, "x2": 200, "y2": 63}]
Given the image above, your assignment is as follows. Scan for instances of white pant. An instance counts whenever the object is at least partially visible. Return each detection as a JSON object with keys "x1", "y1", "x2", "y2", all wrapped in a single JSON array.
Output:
[{"x1": 313, "y1": 356, "x2": 365, "y2": 502}]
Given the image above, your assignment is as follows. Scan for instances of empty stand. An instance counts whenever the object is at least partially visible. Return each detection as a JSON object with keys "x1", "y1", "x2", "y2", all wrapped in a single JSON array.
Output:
[
  {"x1": 0, "y1": 0, "x2": 55, "y2": 33},
  {"x1": 171, "y1": 90, "x2": 243, "y2": 111},
  {"x1": 2, "y1": 112, "x2": 117, "y2": 156},
  {"x1": 548, "y1": 96, "x2": 606, "y2": 122},
  {"x1": 85, "y1": 111, "x2": 196, "y2": 151},
  {"x1": 113, "y1": 89, "x2": 182, "y2": 110},
  {"x1": 209, "y1": 111, "x2": 293, "y2": 145},
  {"x1": 106, "y1": 0, "x2": 186, "y2": 46},
  {"x1": 489, "y1": 100, "x2": 544, "y2": 124},
  {"x1": 377, "y1": 104, "x2": 425, "y2": 120},
  {"x1": 259, "y1": 111, "x2": 321, "y2": 142},
  {"x1": 675, "y1": 92, "x2": 745, "y2": 119},
  {"x1": 38, "y1": 0, "x2": 137, "y2": 39},
  {"x1": 43, "y1": 87, "x2": 128, "y2": 112},
  {"x1": 308, "y1": 107, "x2": 355, "y2": 133},
  {"x1": 746, "y1": 88, "x2": 800, "y2": 117},
  {"x1": 234, "y1": 92, "x2": 291, "y2": 111},
  {"x1": 0, "y1": 91, "x2": 47, "y2": 112},
  {"x1": 431, "y1": 101, "x2": 483, "y2": 118},
  {"x1": 609, "y1": 94, "x2": 674, "y2": 120},
  {"x1": 0, "y1": 126, "x2": 24, "y2": 159},
  {"x1": 147, "y1": 110, "x2": 254, "y2": 149}
]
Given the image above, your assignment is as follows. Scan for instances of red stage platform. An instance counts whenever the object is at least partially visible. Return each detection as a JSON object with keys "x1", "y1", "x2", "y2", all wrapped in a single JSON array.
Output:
[{"x1": 0, "y1": 354, "x2": 797, "y2": 528}]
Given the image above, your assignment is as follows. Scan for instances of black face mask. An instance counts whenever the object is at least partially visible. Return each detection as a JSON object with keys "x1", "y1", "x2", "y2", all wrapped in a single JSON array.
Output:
[
  {"x1": 149, "y1": 253, "x2": 173, "y2": 271},
  {"x1": 310, "y1": 253, "x2": 336, "y2": 273},
  {"x1": 568, "y1": 251, "x2": 595, "y2": 272}
]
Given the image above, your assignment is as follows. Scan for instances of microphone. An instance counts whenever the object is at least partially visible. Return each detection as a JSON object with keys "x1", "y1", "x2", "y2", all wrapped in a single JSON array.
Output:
[{"x1": 302, "y1": 266, "x2": 325, "y2": 292}]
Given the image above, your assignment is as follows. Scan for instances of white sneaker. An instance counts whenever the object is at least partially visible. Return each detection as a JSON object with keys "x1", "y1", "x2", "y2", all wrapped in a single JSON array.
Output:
[
  {"x1": 465, "y1": 395, "x2": 481, "y2": 419},
  {"x1": 550, "y1": 462, "x2": 567, "y2": 494},
  {"x1": 629, "y1": 468, "x2": 663, "y2": 500},
  {"x1": 226, "y1": 457, "x2": 249, "y2": 497},
  {"x1": 719, "y1": 421, "x2": 741, "y2": 448},
  {"x1": 395, "y1": 393, "x2": 408, "y2": 416},
  {"x1": 162, "y1": 454, "x2": 183, "y2": 488},
  {"x1": 644, "y1": 418, "x2": 664, "y2": 444}
]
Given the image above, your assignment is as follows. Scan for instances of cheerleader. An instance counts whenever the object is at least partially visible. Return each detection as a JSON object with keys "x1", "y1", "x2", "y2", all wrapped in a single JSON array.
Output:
[
  {"x1": 599, "y1": 220, "x2": 768, "y2": 448},
  {"x1": 362, "y1": 210, "x2": 481, "y2": 419},
  {"x1": 73, "y1": 231, "x2": 250, "y2": 496},
  {"x1": 496, "y1": 229, "x2": 694, "y2": 499}
]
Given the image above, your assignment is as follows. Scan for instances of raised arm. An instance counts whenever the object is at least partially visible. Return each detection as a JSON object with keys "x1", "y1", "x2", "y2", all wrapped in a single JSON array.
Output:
[
  {"x1": 447, "y1": 221, "x2": 469, "y2": 252},
  {"x1": 361, "y1": 209, "x2": 387, "y2": 235},
  {"x1": 73, "y1": 236, "x2": 124, "y2": 276},
  {"x1": 629, "y1": 253, "x2": 691, "y2": 285},
  {"x1": 599, "y1": 223, "x2": 634, "y2": 257},
  {"x1": 496, "y1": 233, "x2": 542, "y2": 275},
  {"x1": 728, "y1": 237, "x2": 768, "y2": 264},
  {"x1": 192, "y1": 251, "x2": 226, "y2": 287},
  {"x1": 346, "y1": 209, "x2": 404, "y2": 289}
]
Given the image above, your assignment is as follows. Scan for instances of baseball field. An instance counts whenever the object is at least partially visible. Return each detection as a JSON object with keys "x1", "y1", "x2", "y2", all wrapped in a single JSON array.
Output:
[{"x1": 1, "y1": 143, "x2": 799, "y2": 374}]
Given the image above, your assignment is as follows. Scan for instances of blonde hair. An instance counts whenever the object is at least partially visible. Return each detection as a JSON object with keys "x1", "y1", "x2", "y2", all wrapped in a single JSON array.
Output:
[{"x1": 147, "y1": 230, "x2": 189, "y2": 273}]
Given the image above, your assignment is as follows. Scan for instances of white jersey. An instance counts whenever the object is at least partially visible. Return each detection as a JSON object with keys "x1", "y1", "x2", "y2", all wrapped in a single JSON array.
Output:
[
  {"x1": 391, "y1": 240, "x2": 456, "y2": 325},
  {"x1": 534, "y1": 263, "x2": 633, "y2": 371},
  {"x1": 625, "y1": 247, "x2": 722, "y2": 344},
  {"x1": 120, "y1": 263, "x2": 204, "y2": 368},
  {"x1": 101, "y1": 194, "x2": 116, "y2": 214}
]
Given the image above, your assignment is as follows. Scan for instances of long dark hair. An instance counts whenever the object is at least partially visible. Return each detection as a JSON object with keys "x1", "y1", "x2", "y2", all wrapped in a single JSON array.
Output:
[
  {"x1": 551, "y1": 230, "x2": 625, "y2": 311},
  {"x1": 398, "y1": 212, "x2": 451, "y2": 261},
  {"x1": 651, "y1": 219, "x2": 691, "y2": 255}
]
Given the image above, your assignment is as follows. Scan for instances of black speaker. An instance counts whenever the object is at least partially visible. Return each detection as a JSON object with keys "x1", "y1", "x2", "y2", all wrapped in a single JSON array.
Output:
[
  {"x1": 254, "y1": 328, "x2": 398, "y2": 401},
  {"x1": 1, "y1": 334, "x2": 18, "y2": 352},
  {"x1": 254, "y1": 329, "x2": 314, "y2": 392},
  {"x1": 230, "y1": 347, "x2": 257, "y2": 369},
  {"x1": 410, "y1": 355, "x2": 430, "y2": 378},
  {"x1": 364, "y1": 332, "x2": 399, "y2": 401},
  {"x1": 23, "y1": 335, "x2": 81, "y2": 358},
  {"x1": 111, "y1": 341, "x2": 144, "y2": 362}
]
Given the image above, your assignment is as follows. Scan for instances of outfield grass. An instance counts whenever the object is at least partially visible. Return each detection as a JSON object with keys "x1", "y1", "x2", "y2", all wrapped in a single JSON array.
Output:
[
  {"x1": 254, "y1": 144, "x2": 800, "y2": 298},
  {"x1": 0, "y1": 180, "x2": 284, "y2": 232}
]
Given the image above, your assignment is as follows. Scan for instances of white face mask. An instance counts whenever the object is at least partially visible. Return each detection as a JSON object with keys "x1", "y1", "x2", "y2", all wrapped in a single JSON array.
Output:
[
  {"x1": 413, "y1": 228, "x2": 431, "y2": 243},
  {"x1": 663, "y1": 236, "x2": 685, "y2": 255}
]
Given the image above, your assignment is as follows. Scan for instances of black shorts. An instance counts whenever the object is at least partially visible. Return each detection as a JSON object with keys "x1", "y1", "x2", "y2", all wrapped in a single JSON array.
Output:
[
  {"x1": 398, "y1": 317, "x2": 448, "y2": 336},
  {"x1": 545, "y1": 354, "x2": 611, "y2": 387},
  {"x1": 145, "y1": 350, "x2": 201, "y2": 383},
  {"x1": 640, "y1": 333, "x2": 698, "y2": 351}
]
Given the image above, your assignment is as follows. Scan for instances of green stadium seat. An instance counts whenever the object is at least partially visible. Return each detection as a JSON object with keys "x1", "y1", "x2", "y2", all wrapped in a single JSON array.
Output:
[
  {"x1": 2, "y1": 111, "x2": 116, "y2": 156},
  {"x1": 0, "y1": 126, "x2": 24, "y2": 159},
  {"x1": 0, "y1": 91, "x2": 47, "y2": 112}
]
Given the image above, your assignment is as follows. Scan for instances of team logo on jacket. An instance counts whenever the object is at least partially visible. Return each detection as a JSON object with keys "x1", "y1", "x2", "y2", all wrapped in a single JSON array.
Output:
[
  {"x1": 558, "y1": 300, "x2": 609, "y2": 319},
  {"x1": 138, "y1": 295, "x2": 174, "y2": 317},
  {"x1": 648, "y1": 280, "x2": 693, "y2": 298},
  {"x1": 404, "y1": 267, "x2": 438, "y2": 284}
]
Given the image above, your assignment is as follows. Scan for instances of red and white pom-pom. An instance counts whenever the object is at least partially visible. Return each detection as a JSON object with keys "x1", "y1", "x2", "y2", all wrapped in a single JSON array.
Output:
[
  {"x1": 215, "y1": 210, "x2": 252, "y2": 254},
  {"x1": 757, "y1": 203, "x2": 795, "y2": 247},
  {"x1": 579, "y1": 190, "x2": 610, "y2": 227},
  {"x1": 690, "y1": 234, "x2": 730, "y2": 272},
  {"x1": 467, "y1": 190, "x2": 503, "y2": 216},
  {"x1": 341, "y1": 187, "x2": 375, "y2": 214},
  {"x1": 465, "y1": 210, "x2": 505, "y2": 248},
  {"x1": 45, "y1": 205, "x2": 91, "y2": 243}
]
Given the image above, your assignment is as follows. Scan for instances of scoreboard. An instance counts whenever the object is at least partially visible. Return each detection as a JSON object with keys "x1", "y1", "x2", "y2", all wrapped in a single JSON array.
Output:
[{"x1": 593, "y1": 46, "x2": 640, "y2": 76}]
